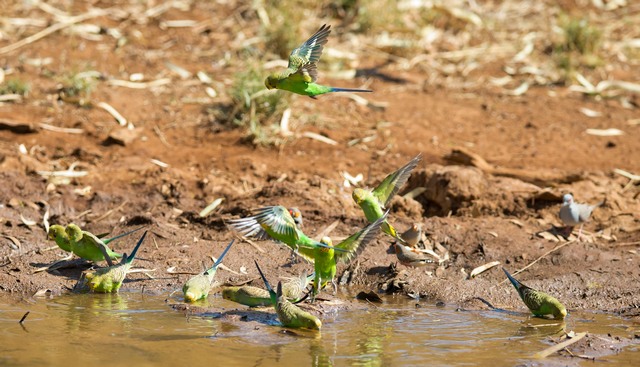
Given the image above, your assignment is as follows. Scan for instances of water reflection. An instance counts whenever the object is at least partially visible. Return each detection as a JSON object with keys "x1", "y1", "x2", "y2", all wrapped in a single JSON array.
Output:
[{"x1": 0, "y1": 293, "x2": 638, "y2": 367}]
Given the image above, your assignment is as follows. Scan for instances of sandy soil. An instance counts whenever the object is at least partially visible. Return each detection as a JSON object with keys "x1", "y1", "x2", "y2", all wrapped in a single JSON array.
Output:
[{"x1": 0, "y1": 0, "x2": 639, "y2": 330}]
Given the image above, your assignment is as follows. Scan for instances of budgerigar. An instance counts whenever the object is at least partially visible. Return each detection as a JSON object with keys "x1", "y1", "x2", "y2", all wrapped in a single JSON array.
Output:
[
  {"x1": 559, "y1": 193, "x2": 604, "y2": 238},
  {"x1": 393, "y1": 242, "x2": 434, "y2": 267},
  {"x1": 264, "y1": 24, "x2": 372, "y2": 98},
  {"x1": 227, "y1": 205, "x2": 345, "y2": 262},
  {"x1": 222, "y1": 271, "x2": 313, "y2": 307},
  {"x1": 255, "y1": 261, "x2": 322, "y2": 330},
  {"x1": 502, "y1": 268, "x2": 567, "y2": 319},
  {"x1": 222, "y1": 286, "x2": 272, "y2": 307},
  {"x1": 183, "y1": 239, "x2": 235, "y2": 302},
  {"x1": 352, "y1": 154, "x2": 422, "y2": 241},
  {"x1": 84, "y1": 230, "x2": 148, "y2": 293},
  {"x1": 48, "y1": 224, "x2": 143, "y2": 265},
  {"x1": 289, "y1": 207, "x2": 303, "y2": 228},
  {"x1": 311, "y1": 213, "x2": 386, "y2": 300},
  {"x1": 400, "y1": 223, "x2": 422, "y2": 247}
]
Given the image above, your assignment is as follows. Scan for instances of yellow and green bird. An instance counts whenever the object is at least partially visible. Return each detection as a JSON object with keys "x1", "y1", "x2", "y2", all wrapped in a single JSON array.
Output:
[
  {"x1": 502, "y1": 268, "x2": 567, "y2": 320},
  {"x1": 183, "y1": 239, "x2": 235, "y2": 302},
  {"x1": 227, "y1": 205, "x2": 345, "y2": 262},
  {"x1": 48, "y1": 224, "x2": 143, "y2": 265},
  {"x1": 311, "y1": 213, "x2": 386, "y2": 300},
  {"x1": 255, "y1": 261, "x2": 322, "y2": 330},
  {"x1": 84, "y1": 230, "x2": 148, "y2": 293},
  {"x1": 264, "y1": 24, "x2": 372, "y2": 98},
  {"x1": 352, "y1": 154, "x2": 422, "y2": 241},
  {"x1": 222, "y1": 271, "x2": 313, "y2": 307}
]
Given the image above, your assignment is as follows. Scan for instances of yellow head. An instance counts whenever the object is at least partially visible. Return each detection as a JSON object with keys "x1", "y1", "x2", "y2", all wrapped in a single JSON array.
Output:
[
  {"x1": 264, "y1": 75, "x2": 278, "y2": 90},
  {"x1": 319, "y1": 236, "x2": 333, "y2": 253},
  {"x1": 352, "y1": 188, "x2": 366, "y2": 205},
  {"x1": 65, "y1": 224, "x2": 84, "y2": 242},
  {"x1": 48, "y1": 225, "x2": 65, "y2": 241}
]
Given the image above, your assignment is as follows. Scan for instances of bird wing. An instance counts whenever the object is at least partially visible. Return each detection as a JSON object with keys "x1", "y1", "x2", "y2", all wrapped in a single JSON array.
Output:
[
  {"x1": 252, "y1": 206, "x2": 300, "y2": 241},
  {"x1": 288, "y1": 24, "x2": 331, "y2": 72},
  {"x1": 335, "y1": 212, "x2": 387, "y2": 263},
  {"x1": 227, "y1": 206, "x2": 298, "y2": 241},
  {"x1": 373, "y1": 154, "x2": 422, "y2": 207},
  {"x1": 82, "y1": 231, "x2": 115, "y2": 266}
]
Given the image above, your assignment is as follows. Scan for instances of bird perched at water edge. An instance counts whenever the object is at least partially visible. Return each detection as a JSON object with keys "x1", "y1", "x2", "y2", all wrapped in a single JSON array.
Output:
[
  {"x1": 502, "y1": 268, "x2": 567, "y2": 319},
  {"x1": 183, "y1": 239, "x2": 235, "y2": 302},
  {"x1": 255, "y1": 261, "x2": 322, "y2": 330},
  {"x1": 84, "y1": 230, "x2": 148, "y2": 293},
  {"x1": 264, "y1": 24, "x2": 372, "y2": 97}
]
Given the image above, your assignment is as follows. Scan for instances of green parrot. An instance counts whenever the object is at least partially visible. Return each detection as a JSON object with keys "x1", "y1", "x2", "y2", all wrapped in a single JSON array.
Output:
[
  {"x1": 264, "y1": 24, "x2": 372, "y2": 98},
  {"x1": 502, "y1": 268, "x2": 567, "y2": 319},
  {"x1": 311, "y1": 213, "x2": 386, "y2": 300},
  {"x1": 227, "y1": 205, "x2": 346, "y2": 262},
  {"x1": 222, "y1": 286, "x2": 272, "y2": 307},
  {"x1": 255, "y1": 261, "x2": 322, "y2": 330},
  {"x1": 182, "y1": 239, "x2": 235, "y2": 303},
  {"x1": 84, "y1": 230, "x2": 148, "y2": 293},
  {"x1": 352, "y1": 154, "x2": 422, "y2": 241},
  {"x1": 48, "y1": 224, "x2": 144, "y2": 265},
  {"x1": 223, "y1": 269, "x2": 314, "y2": 307}
]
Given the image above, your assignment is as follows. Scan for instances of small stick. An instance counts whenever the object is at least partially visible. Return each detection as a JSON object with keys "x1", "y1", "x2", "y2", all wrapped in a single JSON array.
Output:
[
  {"x1": 0, "y1": 9, "x2": 108, "y2": 55},
  {"x1": 500, "y1": 240, "x2": 574, "y2": 284},
  {"x1": 19, "y1": 311, "x2": 30, "y2": 324},
  {"x1": 91, "y1": 200, "x2": 128, "y2": 223},
  {"x1": 533, "y1": 332, "x2": 587, "y2": 358}
]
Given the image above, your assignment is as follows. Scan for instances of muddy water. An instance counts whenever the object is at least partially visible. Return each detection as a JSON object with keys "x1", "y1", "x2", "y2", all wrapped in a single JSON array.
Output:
[{"x1": 0, "y1": 293, "x2": 637, "y2": 366}]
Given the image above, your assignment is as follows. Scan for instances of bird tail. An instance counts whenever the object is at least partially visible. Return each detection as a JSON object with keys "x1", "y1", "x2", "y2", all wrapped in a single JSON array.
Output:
[
  {"x1": 212, "y1": 239, "x2": 235, "y2": 268},
  {"x1": 502, "y1": 268, "x2": 521, "y2": 291},
  {"x1": 125, "y1": 230, "x2": 148, "y2": 264},
  {"x1": 255, "y1": 260, "x2": 276, "y2": 300},
  {"x1": 329, "y1": 87, "x2": 373, "y2": 93},
  {"x1": 103, "y1": 225, "x2": 147, "y2": 245}
]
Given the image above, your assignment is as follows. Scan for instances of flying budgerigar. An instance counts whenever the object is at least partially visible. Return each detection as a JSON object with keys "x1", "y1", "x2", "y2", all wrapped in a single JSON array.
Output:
[
  {"x1": 83, "y1": 230, "x2": 148, "y2": 293},
  {"x1": 222, "y1": 270, "x2": 313, "y2": 307},
  {"x1": 311, "y1": 213, "x2": 386, "y2": 300},
  {"x1": 48, "y1": 224, "x2": 144, "y2": 265},
  {"x1": 183, "y1": 239, "x2": 235, "y2": 302},
  {"x1": 227, "y1": 205, "x2": 346, "y2": 262},
  {"x1": 558, "y1": 193, "x2": 604, "y2": 238},
  {"x1": 264, "y1": 24, "x2": 372, "y2": 97},
  {"x1": 502, "y1": 268, "x2": 567, "y2": 320},
  {"x1": 352, "y1": 154, "x2": 422, "y2": 241},
  {"x1": 255, "y1": 261, "x2": 322, "y2": 330}
]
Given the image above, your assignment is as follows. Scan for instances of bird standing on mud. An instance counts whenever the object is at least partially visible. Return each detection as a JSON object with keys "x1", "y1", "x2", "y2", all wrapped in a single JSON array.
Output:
[
  {"x1": 352, "y1": 154, "x2": 422, "y2": 242},
  {"x1": 48, "y1": 224, "x2": 143, "y2": 265},
  {"x1": 183, "y1": 240, "x2": 235, "y2": 302},
  {"x1": 502, "y1": 268, "x2": 567, "y2": 320},
  {"x1": 264, "y1": 24, "x2": 372, "y2": 97},
  {"x1": 558, "y1": 193, "x2": 604, "y2": 239}
]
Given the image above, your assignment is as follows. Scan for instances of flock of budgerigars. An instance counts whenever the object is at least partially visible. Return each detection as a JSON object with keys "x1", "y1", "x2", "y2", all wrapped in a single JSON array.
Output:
[{"x1": 46, "y1": 25, "x2": 604, "y2": 330}]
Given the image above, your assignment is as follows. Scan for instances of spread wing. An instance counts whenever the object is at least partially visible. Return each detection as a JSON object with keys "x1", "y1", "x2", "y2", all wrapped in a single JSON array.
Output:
[
  {"x1": 334, "y1": 212, "x2": 386, "y2": 263},
  {"x1": 284, "y1": 24, "x2": 330, "y2": 82},
  {"x1": 373, "y1": 154, "x2": 422, "y2": 207},
  {"x1": 227, "y1": 206, "x2": 299, "y2": 242}
]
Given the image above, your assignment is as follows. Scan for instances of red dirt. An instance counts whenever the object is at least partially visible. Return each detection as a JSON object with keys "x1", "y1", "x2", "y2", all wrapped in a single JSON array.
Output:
[{"x1": 0, "y1": 1, "x2": 638, "y2": 326}]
